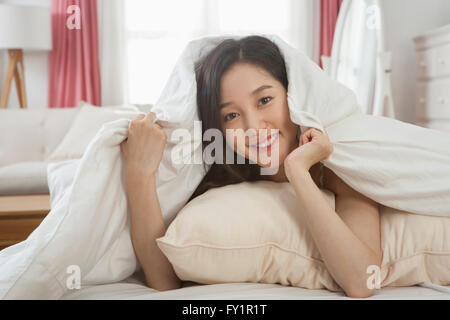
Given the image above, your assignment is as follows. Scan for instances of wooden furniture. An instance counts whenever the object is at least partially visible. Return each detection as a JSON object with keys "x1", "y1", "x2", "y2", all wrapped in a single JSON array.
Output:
[
  {"x1": 0, "y1": 49, "x2": 27, "y2": 109},
  {"x1": 413, "y1": 24, "x2": 450, "y2": 133},
  {"x1": 0, "y1": 4, "x2": 52, "y2": 109},
  {"x1": 0, "y1": 194, "x2": 50, "y2": 250}
]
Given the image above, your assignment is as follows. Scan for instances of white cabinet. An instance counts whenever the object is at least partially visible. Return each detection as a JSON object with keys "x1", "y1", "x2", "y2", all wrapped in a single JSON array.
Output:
[{"x1": 413, "y1": 24, "x2": 450, "y2": 132}]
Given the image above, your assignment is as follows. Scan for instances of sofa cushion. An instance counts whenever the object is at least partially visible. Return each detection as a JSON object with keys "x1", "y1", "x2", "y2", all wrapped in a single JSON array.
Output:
[
  {"x1": 0, "y1": 103, "x2": 143, "y2": 167},
  {"x1": 0, "y1": 108, "x2": 79, "y2": 166},
  {"x1": 46, "y1": 103, "x2": 141, "y2": 161},
  {"x1": 0, "y1": 162, "x2": 49, "y2": 195}
]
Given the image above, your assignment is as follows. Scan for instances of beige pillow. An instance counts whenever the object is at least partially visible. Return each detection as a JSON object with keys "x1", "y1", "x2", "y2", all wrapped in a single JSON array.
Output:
[{"x1": 156, "y1": 180, "x2": 450, "y2": 291}]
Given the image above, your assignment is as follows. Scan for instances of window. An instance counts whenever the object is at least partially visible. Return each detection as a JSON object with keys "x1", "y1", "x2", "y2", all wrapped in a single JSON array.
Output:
[{"x1": 124, "y1": 0, "x2": 307, "y2": 104}]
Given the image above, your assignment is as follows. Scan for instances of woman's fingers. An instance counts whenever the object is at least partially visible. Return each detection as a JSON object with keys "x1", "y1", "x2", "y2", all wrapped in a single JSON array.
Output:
[
  {"x1": 134, "y1": 113, "x2": 146, "y2": 121},
  {"x1": 305, "y1": 128, "x2": 323, "y2": 137},
  {"x1": 129, "y1": 112, "x2": 164, "y2": 132},
  {"x1": 300, "y1": 130, "x2": 308, "y2": 146},
  {"x1": 309, "y1": 128, "x2": 322, "y2": 136},
  {"x1": 141, "y1": 112, "x2": 165, "y2": 130},
  {"x1": 301, "y1": 133, "x2": 309, "y2": 145},
  {"x1": 144, "y1": 112, "x2": 158, "y2": 124},
  {"x1": 129, "y1": 114, "x2": 145, "y2": 130},
  {"x1": 300, "y1": 128, "x2": 325, "y2": 146},
  {"x1": 302, "y1": 128, "x2": 315, "y2": 140}
]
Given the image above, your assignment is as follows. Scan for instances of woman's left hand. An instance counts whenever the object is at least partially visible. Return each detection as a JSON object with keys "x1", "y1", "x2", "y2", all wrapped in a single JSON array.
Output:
[{"x1": 284, "y1": 127, "x2": 333, "y2": 180}]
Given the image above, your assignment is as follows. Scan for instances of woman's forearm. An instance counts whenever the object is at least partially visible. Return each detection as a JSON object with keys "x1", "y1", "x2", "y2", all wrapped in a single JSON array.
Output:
[
  {"x1": 288, "y1": 169, "x2": 378, "y2": 297},
  {"x1": 125, "y1": 171, "x2": 181, "y2": 291}
]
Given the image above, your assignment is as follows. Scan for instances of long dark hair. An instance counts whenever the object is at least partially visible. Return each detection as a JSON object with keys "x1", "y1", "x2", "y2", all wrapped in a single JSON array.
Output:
[{"x1": 188, "y1": 35, "x2": 289, "y2": 202}]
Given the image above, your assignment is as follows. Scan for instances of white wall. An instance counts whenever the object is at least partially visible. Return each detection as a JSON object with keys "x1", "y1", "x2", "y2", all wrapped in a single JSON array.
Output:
[
  {"x1": 383, "y1": 0, "x2": 450, "y2": 124},
  {"x1": 0, "y1": 0, "x2": 50, "y2": 109}
]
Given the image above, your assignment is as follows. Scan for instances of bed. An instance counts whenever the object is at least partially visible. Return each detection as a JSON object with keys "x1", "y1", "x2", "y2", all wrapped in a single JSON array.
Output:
[
  {"x1": 61, "y1": 271, "x2": 450, "y2": 300},
  {"x1": 2, "y1": 34, "x2": 450, "y2": 299}
]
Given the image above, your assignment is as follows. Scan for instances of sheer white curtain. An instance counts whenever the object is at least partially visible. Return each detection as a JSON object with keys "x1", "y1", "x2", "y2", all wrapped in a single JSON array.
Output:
[
  {"x1": 97, "y1": 0, "x2": 129, "y2": 106},
  {"x1": 121, "y1": 0, "x2": 320, "y2": 104},
  {"x1": 334, "y1": 0, "x2": 377, "y2": 115},
  {"x1": 291, "y1": 0, "x2": 321, "y2": 65},
  {"x1": 330, "y1": 0, "x2": 395, "y2": 117}
]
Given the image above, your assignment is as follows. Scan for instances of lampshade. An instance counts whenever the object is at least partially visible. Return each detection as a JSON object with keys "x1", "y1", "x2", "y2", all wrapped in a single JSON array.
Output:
[{"x1": 0, "y1": 4, "x2": 52, "y2": 51}]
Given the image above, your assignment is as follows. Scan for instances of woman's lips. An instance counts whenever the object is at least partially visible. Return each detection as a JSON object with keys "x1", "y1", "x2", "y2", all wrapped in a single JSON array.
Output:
[{"x1": 248, "y1": 131, "x2": 280, "y2": 150}]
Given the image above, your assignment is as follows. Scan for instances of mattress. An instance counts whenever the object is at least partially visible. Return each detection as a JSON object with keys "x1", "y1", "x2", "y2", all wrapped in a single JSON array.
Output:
[{"x1": 61, "y1": 272, "x2": 450, "y2": 300}]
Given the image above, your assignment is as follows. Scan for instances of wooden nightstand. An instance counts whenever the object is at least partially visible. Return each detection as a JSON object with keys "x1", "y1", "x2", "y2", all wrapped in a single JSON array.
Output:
[{"x1": 0, "y1": 194, "x2": 50, "y2": 250}]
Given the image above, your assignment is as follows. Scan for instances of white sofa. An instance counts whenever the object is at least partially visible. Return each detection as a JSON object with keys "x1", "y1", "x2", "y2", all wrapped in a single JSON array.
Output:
[{"x1": 0, "y1": 103, "x2": 150, "y2": 195}]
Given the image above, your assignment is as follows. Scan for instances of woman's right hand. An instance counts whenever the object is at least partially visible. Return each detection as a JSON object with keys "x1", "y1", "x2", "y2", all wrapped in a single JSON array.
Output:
[{"x1": 120, "y1": 112, "x2": 167, "y2": 178}]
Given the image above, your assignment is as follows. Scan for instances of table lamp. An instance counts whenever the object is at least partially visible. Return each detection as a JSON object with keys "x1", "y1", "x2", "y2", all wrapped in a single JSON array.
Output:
[{"x1": 0, "y1": 4, "x2": 52, "y2": 109}]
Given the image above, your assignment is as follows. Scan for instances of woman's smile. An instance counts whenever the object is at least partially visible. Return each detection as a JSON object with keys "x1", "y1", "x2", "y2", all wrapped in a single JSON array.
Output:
[
  {"x1": 219, "y1": 62, "x2": 299, "y2": 170},
  {"x1": 248, "y1": 131, "x2": 280, "y2": 152}
]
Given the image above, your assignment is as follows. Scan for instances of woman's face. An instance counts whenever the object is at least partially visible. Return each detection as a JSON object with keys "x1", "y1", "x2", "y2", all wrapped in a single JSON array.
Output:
[{"x1": 219, "y1": 62, "x2": 299, "y2": 171}]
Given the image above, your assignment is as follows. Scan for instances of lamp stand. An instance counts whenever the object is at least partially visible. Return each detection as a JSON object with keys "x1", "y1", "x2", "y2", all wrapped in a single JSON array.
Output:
[{"x1": 0, "y1": 49, "x2": 27, "y2": 109}]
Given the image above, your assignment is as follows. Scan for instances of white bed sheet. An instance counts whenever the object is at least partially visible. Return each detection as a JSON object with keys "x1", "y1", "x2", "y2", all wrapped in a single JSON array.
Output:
[{"x1": 61, "y1": 272, "x2": 450, "y2": 300}]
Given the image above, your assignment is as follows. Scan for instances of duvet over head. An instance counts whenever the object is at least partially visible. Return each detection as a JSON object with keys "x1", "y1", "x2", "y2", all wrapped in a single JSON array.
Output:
[{"x1": 152, "y1": 33, "x2": 450, "y2": 217}]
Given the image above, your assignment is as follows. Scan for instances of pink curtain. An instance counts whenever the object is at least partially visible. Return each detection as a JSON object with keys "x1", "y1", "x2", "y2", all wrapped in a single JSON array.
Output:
[
  {"x1": 48, "y1": 0, "x2": 101, "y2": 108},
  {"x1": 319, "y1": 0, "x2": 344, "y2": 69}
]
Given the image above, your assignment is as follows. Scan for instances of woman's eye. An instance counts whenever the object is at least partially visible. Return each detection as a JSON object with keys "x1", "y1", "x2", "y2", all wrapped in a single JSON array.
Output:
[
  {"x1": 259, "y1": 96, "x2": 272, "y2": 106},
  {"x1": 224, "y1": 112, "x2": 238, "y2": 122}
]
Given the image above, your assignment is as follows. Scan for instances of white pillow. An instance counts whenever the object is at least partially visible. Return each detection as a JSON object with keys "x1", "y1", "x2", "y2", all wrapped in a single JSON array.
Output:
[{"x1": 46, "y1": 103, "x2": 141, "y2": 161}]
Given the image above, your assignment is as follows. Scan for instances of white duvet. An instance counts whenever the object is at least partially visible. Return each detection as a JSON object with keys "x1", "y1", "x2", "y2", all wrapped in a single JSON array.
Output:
[{"x1": 1, "y1": 34, "x2": 450, "y2": 299}]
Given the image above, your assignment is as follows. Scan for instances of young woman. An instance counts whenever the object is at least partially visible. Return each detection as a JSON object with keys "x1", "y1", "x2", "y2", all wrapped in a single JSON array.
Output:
[{"x1": 120, "y1": 35, "x2": 382, "y2": 298}]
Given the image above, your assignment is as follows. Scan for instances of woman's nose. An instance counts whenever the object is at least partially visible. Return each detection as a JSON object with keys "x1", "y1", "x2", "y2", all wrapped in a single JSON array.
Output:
[
  {"x1": 243, "y1": 114, "x2": 270, "y2": 146},
  {"x1": 244, "y1": 110, "x2": 269, "y2": 132}
]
